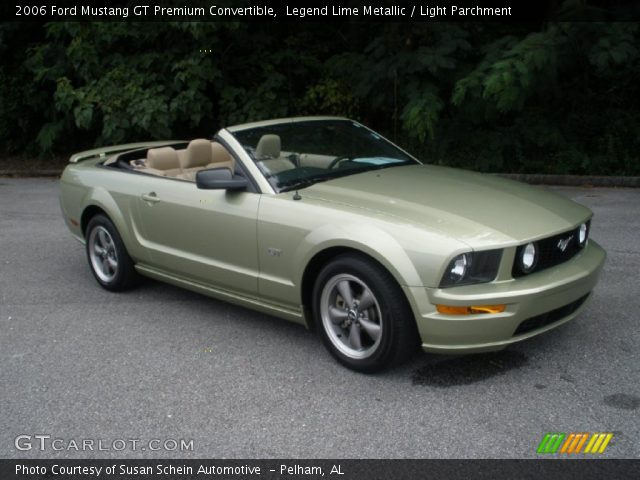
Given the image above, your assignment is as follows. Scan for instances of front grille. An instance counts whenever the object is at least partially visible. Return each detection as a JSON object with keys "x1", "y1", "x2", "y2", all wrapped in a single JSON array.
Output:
[
  {"x1": 512, "y1": 221, "x2": 589, "y2": 278},
  {"x1": 512, "y1": 293, "x2": 590, "y2": 336}
]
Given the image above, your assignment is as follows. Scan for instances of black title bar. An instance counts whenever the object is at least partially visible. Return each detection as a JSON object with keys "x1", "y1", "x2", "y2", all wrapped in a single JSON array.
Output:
[
  {"x1": 3, "y1": 0, "x2": 640, "y2": 22},
  {"x1": 1, "y1": 459, "x2": 639, "y2": 480}
]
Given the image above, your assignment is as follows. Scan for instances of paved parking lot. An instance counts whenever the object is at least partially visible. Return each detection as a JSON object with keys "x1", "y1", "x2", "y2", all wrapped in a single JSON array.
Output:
[{"x1": 0, "y1": 178, "x2": 638, "y2": 458}]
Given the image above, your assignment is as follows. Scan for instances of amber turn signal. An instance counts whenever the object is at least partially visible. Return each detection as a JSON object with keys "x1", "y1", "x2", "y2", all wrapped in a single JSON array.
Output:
[{"x1": 436, "y1": 304, "x2": 506, "y2": 315}]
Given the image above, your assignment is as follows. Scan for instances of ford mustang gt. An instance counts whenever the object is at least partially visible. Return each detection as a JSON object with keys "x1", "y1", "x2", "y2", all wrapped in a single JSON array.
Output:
[{"x1": 59, "y1": 117, "x2": 606, "y2": 372}]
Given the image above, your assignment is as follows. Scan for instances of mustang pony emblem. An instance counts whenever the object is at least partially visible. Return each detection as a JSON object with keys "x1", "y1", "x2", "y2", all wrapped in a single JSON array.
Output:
[{"x1": 557, "y1": 236, "x2": 573, "y2": 252}]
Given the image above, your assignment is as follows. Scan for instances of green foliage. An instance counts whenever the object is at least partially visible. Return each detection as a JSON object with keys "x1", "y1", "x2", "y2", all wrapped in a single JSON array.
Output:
[
  {"x1": 0, "y1": 17, "x2": 638, "y2": 175},
  {"x1": 588, "y1": 23, "x2": 638, "y2": 72},
  {"x1": 453, "y1": 29, "x2": 559, "y2": 113},
  {"x1": 401, "y1": 84, "x2": 444, "y2": 143},
  {"x1": 19, "y1": 23, "x2": 225, "y2": 150},
  {"x1": 299, "y1": 79, "x2": 360, "y2": 118}
]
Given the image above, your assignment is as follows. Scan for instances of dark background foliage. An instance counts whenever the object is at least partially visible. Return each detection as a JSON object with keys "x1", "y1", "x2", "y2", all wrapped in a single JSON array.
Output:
[{"x1": 0, "y1": 16, "x2": 638, "y2": 174}]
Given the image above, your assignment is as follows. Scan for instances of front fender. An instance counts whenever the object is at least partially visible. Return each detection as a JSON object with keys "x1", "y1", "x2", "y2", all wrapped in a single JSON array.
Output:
[{"x1": 293, "y1": 222, "x2": 424, "y2": 289}]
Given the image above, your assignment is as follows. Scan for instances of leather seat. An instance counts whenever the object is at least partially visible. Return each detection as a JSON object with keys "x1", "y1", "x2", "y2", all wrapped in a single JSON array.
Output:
[
  {"x1": 255, "y1": 134, "x2": 281, "y2": 159},
  {"x1": 144, "y1": 147, "x2": 182, "y2": 177},
  {"x1": 210, "y1": 142, "x2": 235, "y2": 172},
  {"x1": 178, "y1": 139, "x2": 235, "y2": 181},
  {"x1": 255, "y1": 134, "x2": 295, "y2": 175},
  {"x1": 180, "y1": 139, "x2": 213, "y2": 174}
]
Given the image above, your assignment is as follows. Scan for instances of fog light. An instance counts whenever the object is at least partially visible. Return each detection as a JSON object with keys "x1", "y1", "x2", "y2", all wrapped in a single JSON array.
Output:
[
  {"x1": 520, "y1": 242, "x2": 537, "y2": 273},
  {"x1": 578, "y1": 223, "x2": 588, "y2": 247},
  {"x1": 436, "y1": 304, "x2": 506, "y2": 315}
]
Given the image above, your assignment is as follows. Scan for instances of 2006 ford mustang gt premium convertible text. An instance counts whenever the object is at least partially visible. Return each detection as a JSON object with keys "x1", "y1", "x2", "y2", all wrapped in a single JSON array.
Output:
[{"x1": 60, "y1": 117, "x2": 606, "y2": 371}]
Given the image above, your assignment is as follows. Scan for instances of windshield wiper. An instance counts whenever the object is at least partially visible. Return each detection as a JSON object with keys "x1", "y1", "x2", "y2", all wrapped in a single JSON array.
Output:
[
  {"x1": 278, "y1": 161, "x2": 413, "y2": 193},
  {"x1": 278, "y1": 173, "x2": 344, "y2": 192}
]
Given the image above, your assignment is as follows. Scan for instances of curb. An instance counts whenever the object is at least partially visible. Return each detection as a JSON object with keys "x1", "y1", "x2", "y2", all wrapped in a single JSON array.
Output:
[{"x1": 1, "y1": 169, "x2": 639, "y2": 187}]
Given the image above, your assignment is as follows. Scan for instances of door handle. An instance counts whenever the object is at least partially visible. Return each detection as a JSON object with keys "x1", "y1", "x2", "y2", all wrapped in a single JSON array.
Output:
[{"x1": 141, "y1": 192, "x2": 160, "y2": 203}]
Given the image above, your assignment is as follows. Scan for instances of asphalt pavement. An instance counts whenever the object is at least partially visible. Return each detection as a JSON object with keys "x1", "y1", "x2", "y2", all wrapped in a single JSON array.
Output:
[{"x1": 0, "y1": 178, "x2": 638, "y2": 458}]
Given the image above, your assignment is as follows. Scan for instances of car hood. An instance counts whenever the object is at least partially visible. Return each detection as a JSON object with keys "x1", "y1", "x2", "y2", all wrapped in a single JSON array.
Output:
[{"x1": 302, "y1": 164, "x2": 591, "y2": 248}]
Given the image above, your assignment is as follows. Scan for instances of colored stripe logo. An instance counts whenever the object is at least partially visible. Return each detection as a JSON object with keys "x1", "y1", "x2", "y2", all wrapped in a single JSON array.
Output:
[{"x1": 537, "y1": 432, "x2": 613, "y2": 454}]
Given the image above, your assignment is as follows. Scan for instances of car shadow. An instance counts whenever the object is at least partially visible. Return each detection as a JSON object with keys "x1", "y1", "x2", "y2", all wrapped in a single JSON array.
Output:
[
  {"x1": 132, "y1": 276, "x2": 312, "y2": 337},
  {"x1": 103, "y1": 277, "x2": 535, "y2": 380},
  {"x1": 411, "y1": 350, "x2": 529, "y2": 387}
]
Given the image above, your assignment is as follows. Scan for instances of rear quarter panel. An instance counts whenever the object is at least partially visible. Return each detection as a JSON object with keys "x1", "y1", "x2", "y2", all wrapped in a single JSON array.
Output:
[{"x1": 59, "y1": 160, "x2": 150, "y2": 264}]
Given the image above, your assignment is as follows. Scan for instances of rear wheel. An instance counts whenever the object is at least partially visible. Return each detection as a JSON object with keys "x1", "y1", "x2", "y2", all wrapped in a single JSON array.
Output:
[
  {"x1": 313, "y1": 254, "x2": 418, "y2": 372},
  {"x1": 85, "y1": 214, "x2": 138, "y2": 291}
]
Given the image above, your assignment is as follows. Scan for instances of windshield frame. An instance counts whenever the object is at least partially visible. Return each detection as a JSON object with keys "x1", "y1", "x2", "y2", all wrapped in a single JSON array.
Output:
[{"x1": 226, "y1": 118, "x2": 421, "y2": 193}]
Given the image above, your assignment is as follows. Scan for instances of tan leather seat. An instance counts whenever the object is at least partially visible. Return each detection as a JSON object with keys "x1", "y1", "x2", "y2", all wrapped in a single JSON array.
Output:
[
  {"x1": 255, "y1": 134, "x2": 295, "y2": 175},
  {"x1": 180, "y1": 139, "x2": 212, "y2": 172},
  {"x1": 145, "y1": 147, "x2": 182, "y2": 177},
  {"x1": 256, "y1": 134, "x2": 281, "y2": 159},
  {"x1": 210, "y1": 142, "x2": 235, "y2": 172},
  {"x1": 178, "y1": 139, "x2": 235, "y2": 181}
]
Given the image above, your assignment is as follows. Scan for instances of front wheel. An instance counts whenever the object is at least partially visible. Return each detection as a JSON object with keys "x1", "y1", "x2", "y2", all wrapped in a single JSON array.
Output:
[
  {"x1": 85, "y1": 214, "x2": 138, "y2": 291},
  {"x1": 313, "y1": 254, "x2": 418, "y2": 372}
]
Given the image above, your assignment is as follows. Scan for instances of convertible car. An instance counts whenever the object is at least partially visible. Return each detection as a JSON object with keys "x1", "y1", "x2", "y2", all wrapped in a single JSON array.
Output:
[{"x1": 59, "y1": 117, "x2": 606, "y2": 372}]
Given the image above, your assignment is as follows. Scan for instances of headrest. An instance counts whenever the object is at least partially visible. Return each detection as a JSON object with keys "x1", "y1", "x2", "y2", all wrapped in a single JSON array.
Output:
[
  {"x1": 211, "y1": 142, "x2": 233, "y2": 165},
  {"x1": 255, "y1": 134, "x2": 281, "y2": 159},
  {"x1": 146, "y1": 147, "x2": 180, "y2": 170},
  {"x1": 184, "y1": 139, "x2": 212, "y2": 168}
]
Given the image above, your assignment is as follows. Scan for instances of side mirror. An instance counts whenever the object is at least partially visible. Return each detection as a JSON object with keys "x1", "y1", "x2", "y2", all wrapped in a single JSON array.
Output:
[{"x1": 196, "y1": 168, "x2": 249, "y2": 191}]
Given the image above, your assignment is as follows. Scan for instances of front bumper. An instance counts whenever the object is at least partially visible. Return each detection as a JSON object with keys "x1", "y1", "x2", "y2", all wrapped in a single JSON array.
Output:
[{"x1": 404, "y1": 240, "x2": 606, "y2": 354}]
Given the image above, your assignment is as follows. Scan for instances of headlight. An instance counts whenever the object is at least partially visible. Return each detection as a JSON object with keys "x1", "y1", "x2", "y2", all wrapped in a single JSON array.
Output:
[
  {"x1": 578, "y1": 222, "x2": 588, "y2": 247},
  {"x1": 448, "y1": 253, "x2": 470, "y2": 284},
  {"x1": 520, "y1": 242, "x2": 538, "y2": 273},
  {"x1": 440, "y1": 249, "x2": 502, "y2": 288}
]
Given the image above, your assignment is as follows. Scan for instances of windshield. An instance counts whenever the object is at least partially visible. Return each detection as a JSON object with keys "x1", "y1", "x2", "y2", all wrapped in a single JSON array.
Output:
[{"x1": 229, "y1": 120, "x2": 418, "y2": 192}]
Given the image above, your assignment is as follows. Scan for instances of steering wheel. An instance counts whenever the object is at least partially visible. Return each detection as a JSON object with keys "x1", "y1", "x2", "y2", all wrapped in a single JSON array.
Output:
[{"x1": 328, "y1": 156, "x2": 351, "y2": 169}]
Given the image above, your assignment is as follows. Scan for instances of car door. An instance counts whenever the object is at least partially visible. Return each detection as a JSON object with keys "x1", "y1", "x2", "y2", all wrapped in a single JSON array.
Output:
[{"x1": 134, "y1": 175, "x2": 260, "y2": 296}]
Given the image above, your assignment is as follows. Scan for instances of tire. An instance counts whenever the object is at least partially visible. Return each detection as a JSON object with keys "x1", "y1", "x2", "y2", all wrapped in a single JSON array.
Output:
[
  {"x1": 312, "y1": 253, "x2": 419, "y2": 372},
  {"x1": 85, "y1": 214, "x2": 138, "y2": 292}
]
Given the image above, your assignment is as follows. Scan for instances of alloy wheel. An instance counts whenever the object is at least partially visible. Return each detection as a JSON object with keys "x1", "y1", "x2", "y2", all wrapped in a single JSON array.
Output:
[
  {"x1": 320, "y1": 274, "x2": 383, "y2": 360},
  {"x1": 88, "y1": 226, "x2": 119, "y2": 283}
]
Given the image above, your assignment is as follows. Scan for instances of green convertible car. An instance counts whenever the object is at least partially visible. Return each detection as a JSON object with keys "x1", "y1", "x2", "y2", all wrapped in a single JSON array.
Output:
[{"x1": 59, "y1": 117, "x2": 606, "y2": 372}]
